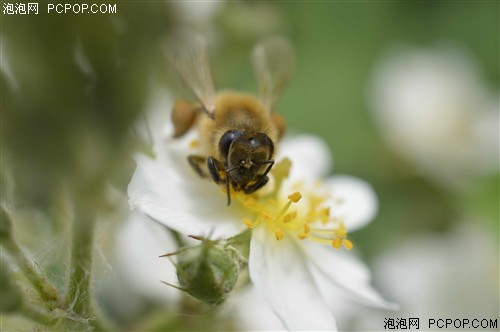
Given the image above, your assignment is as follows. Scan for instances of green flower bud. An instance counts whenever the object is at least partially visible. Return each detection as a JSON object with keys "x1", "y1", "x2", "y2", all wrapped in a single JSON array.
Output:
[
  {"x1": 174, "y1": 239, "x2": 242, "y2": 305},
  {"x1": 0, "y1": 257, "x2": 23, "y2": 313}
]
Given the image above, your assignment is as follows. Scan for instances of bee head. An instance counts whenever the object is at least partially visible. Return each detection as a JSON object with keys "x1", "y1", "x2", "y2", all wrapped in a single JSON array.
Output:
[{"x1": 219, "y1": 130, "x2": 274, "y2": 184}]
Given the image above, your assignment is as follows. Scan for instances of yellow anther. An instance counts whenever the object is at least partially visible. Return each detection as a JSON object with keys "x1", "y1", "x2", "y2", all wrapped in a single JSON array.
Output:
[
  {"x1": 309, "y1": 195, "x2": 323, "y2": 207},
  {"x1": 232, "y1": 159, "x2": 354, "y2": 249},
  {"x1": 243, "y1": 218, "x2": 254, "y2": 229},
  {"x1": 320, "y1": 207, "x2": 330, "y2": 223},
  {"x1": 275, "y1": 228, "x2": 284, "y2": 241},
  {"x1": 267, "y1": 198, "x2": 278, "y2": 205},
  {"x1": 261, "y1": 211, "x2": 273, "y2": 220},
  {"x1": 243, "y1": 198, "x2": 256, "y2": 207},
  {"x1": 283, "y1": 211, "x2": 297, "y2": 223},
  {"x1": 334, "y1": 222, "x2": 348, "y2": 238},
  {"x1": 189, "y1": 139, "x2": 200, "y2": 149},
  {"x1": 343, "y1": 239, "x2": 353, "y2": 250},
  {"x1": 288, "y1": 192, "x2": 302, "y2": 203},
  {"x1": 332, "y1": 238, "x2": 342, "y2": 249}
]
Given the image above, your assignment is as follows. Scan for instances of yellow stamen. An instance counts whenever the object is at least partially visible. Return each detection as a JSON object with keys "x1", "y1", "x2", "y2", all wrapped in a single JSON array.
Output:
[
  {"x1": 283, "y1": 211, "x2": 297, "y2": 223},
  {"x1": 233, "y1": 159, "x2": 353, "y2": 250},
  {"x1": 189, "y1": 139, "x2": 200, "y2": 149},
  {"x1": 288, "y1": 192, "x2": 302, "y2": 203},
  {"x1": 334, "y1": 223, "x2": 348, "y2": 238},
  {"x1": 332, "y1": 238, "x2": 342, "y2": 249},
  {"x1": 343, "y1": 239, "x2": 353, "y2": 250},
  {"x1": 267, "y1": 198, "x2": 278, "y2": 205},
  {"x1": 261, "y1": 211, "x2": 272, "y2": 220},
  {"x1": 320, "y1": 207, "x2": 330, "y2": 223},
  {"x1": 275, "y1": 228, "x2": 284, "y2": 241},
  {"x1": 243, "y1": 218, "x2": 254, "y2": 229},
  {"x1": 243, "y1": 198, "x2": 256, "y2": 208}
]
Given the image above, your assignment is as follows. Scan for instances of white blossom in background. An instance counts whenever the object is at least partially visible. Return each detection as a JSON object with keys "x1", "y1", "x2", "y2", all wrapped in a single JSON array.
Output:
[
  {"x1": 168, "y1": 1, "x2": 223, "y2": 28},
  {"x1": 351, "y1": 221, "x2": 499, "y2": 331},
  {"x1": 370, "y1": 44, "x2": 499, "y2": 190},
  {"x1": 126, "y1": 91, "x2": 396, "y2": 330},
  {"x1": 167, "y1": 0, "x2": 223, "y2": 46}
]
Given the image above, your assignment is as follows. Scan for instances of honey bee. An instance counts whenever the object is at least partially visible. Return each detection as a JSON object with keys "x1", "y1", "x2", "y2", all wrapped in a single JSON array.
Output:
[{"x1": 166, "y1": 33, "x2": 294, "y2": 205}]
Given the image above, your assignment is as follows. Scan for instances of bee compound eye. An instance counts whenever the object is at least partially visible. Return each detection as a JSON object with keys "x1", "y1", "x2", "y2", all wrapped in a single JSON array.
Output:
[{"x1": 219, "y1": 131, "x2": 239, "y2": 158}]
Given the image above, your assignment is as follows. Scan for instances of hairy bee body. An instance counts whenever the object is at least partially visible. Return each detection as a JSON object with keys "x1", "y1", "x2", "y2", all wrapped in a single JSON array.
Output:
[
  {"x1": 167, "y1": 34, "x2": 294, "y2": 204},
  {"x1": 198, "y1": 91, "x2": 279, "y2": 159}
]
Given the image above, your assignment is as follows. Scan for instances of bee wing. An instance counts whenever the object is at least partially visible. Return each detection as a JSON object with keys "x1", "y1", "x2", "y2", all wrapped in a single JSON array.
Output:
[
  {"x1": 251, "y1": 36, "x2": 295, "y2": 113},
  {"x1": 165, "y1": 31, "x2": 216, "y2": 115}
]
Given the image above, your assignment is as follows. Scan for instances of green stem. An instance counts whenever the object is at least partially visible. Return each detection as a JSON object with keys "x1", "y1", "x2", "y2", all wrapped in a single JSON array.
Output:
[
  {"x1": 66, "y1": 208, "x2": 95, "y2": 318},
  {"x1": 2, "y1": 237, "x2": 60, "y2": 309},
  {"x1": 65, "y1": 207, "x2": 113, "y2": 331}
]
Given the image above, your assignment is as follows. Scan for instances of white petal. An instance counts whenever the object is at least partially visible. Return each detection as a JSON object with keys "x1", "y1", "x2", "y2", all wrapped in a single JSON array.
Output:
[
  {"x1": 223, "y1": 285, "x2": 286, "y2": 331},
  {"x1": 128, "y1": 153, "x2": 247, "y2": 239},
  {"x1": 306, "y1": 243, "x2": 397, "y2": 310},
  {"x1": 324, "y1": 176, "x2": 378, "y2": 232},
  {"x1": 278, "y1": 134, "x2": 333, "y2": 181},
  {"x1": 139, "y1": 87, "x2": 176, "y2": 145},
  {"x1": 249, "y1": 228, "x2": 337, "y2": 331},
  {"x1": 114, "y1": 212, "x2": 181, "y2": 303}
]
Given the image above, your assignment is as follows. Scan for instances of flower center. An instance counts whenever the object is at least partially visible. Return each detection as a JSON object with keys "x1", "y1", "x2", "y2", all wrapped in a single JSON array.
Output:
[{"x1": 233, "y1": 159, "x2": 353, "y2": 250}]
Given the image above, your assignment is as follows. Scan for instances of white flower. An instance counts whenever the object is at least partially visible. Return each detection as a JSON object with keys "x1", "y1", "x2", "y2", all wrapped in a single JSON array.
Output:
[
  {"x1": 166, "y1": 1, "x2": 223, "y2": 47},
  {"x1": 350, "y1": 221, "x2": 499, "y2": 331},
  {"x1": 168, "y1": 1, "x2": 223, "y2": 27},
  {"x1": 370, "y1": 44, "x2": 498, "y2": 190},
  {"x1": 127, "y1": 96, "x2": 395, "y2": 330}
]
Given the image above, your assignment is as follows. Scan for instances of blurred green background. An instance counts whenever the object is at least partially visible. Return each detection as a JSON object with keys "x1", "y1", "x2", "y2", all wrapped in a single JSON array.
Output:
[{"x1": 2, "y1": 1, "x2": 498, "y2": 331}]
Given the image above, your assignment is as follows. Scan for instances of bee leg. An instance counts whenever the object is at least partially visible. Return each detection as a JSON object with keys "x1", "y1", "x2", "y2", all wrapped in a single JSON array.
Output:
[
  {"x1": 188, "y1": 155, "x2": 208, "y2": 178},
  {"x1": 172, "y1": 99, "x2": 202, "y2": 138},
  {"x1": 207, "y1": 156, "x2": 225, "y2": 185},
  {"x1": 207, "y1": 156, "x2": 233, "y2": 205},
  {"x1": 244, "y1": 160, "x2": 274, "y2": 194},
  {"x1": 244, "y1": 176, "x2": 269, "y2": 194}
]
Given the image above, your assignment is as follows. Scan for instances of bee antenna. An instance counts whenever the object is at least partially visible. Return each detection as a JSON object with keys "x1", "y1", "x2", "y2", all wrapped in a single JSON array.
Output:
[
  {"x1": 225, "y1": 176, "x2": 231, "y2": 206},
  {"x1": 225, "y1": 165, "x2": 239, "y2": 173},
  {"x1": 255, "y1": 159, "x2": 274, "y2": 165}
]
